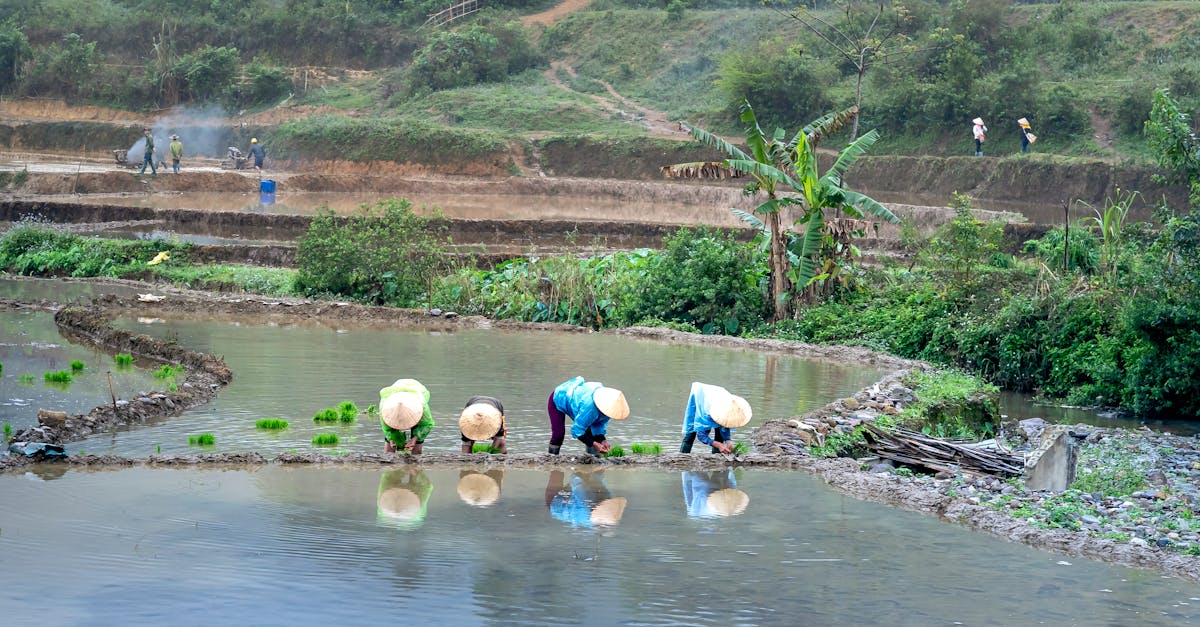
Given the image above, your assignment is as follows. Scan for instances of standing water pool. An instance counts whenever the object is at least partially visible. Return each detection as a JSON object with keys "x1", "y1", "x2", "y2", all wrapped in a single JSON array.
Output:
[{"x1": 0, "y1": 466, "x2": 1196, "y2": 625}]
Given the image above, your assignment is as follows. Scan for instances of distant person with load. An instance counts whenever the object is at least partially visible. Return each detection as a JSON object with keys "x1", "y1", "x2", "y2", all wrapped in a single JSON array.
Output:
[
  {"x1": 972, "y1": 117, "x2": 987, "y2": 157},
  {"x1": 1018, "y1": 117, "x2": 1036, "y2": 153},
  {"x1": 138, "y1": 128, "x2": 157, "y2": 175},
  {"x1": 379, "y1": 378, "x2": 434, "y2": 454},
  {"x1": 248, "y1": 137, "x2": 265, "y2": 173},
  {"x1": 546, "y1": 376, "x2": 629, "y2": 457},
  {"x1": 169, "y1": 135, "x2": 183, "y2": 173},
  {"x1": 459, "y1": 395, "x2": 508, "y2": 454},
  {"x1": 679, "y1": 381, "x2": 752, "y2": 454}
]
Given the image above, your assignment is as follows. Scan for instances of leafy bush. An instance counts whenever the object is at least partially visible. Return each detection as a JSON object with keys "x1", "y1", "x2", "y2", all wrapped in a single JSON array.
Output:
[
  {"x1": 0, "y1": 19, "x2": 30, "y2": 92},
  {"x1": 170, "y1": 45, "x2": 240, "y2": 106},
  {"x1": 295, "y1": 199, "x2": 451, "y2": 306},
  {"x1": 239, "y1": 60, "x2": 292, "y2": 107},
  {"x1": 715, "y1": 38, "x2": 834, "y2": 129},
  {"x1": 20, "y1": 33, "x2": 95, "y2": 99},
  {"x1": 401, "y1": 22, "x2": 540, "y2": 96}
]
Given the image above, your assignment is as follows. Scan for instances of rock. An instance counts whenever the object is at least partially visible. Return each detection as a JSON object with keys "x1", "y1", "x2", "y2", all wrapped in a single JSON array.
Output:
[
  {"x1": 36, "y1": 409, "x2": 68, "y2": 428},
  {"x1": 881, "y1": 405, "x2": 900, "y2": 415},
  {"x1": 1024, "y1": 426, "x2": 1078, "y2": 493},
  {"x1": 444, "y1": 311, "x2": 459, "y2": 319},
  {"x1": 1130, "y1": 537, "x2": 1149, "y2": 547},
  {"x1": 1156, "y1": 537, "x2": 1173, "y2": 547},
  {"x1": 793, "y1": 430, "x2": 817, "y2": 446},
  {"x1": 1019, "y1": 418, "x2": 1049, "y2": 441},
  {"x1": 1147, "y1": 469, "x2": 1169, "y2": 487},
  {"x1": 842, "y1": 397, "x2": 861, "y2": 411},
  {"x1": 429, "y1": 308, "x2": 443, "y2": 316},
  {"x1": 869, "y1": 460, "x2": 895, "y2": 473},
  {"x1": 1081, "y1": 515, "x2": 1101, "y2": 525}
]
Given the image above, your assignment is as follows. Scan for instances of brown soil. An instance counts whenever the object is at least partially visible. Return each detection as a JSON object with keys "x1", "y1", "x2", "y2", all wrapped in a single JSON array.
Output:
[
  {"x1": 544, "y1": 61, "x2": 688, "y2": 140},
  {"x1": 522, "y1": 0, "x2": 593, "y2": 27},
  {"x1": 0, "y1": 99, "x2": 149, "y2": 125}
]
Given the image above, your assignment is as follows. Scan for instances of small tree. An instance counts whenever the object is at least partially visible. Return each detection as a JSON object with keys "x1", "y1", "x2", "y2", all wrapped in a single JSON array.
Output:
[
  {"x1": 0, "y1": 20, "x2": 29, "y2": 92},
  {"x1": 1145, "y1": 89, "x2": 1200, "y2": 209}
]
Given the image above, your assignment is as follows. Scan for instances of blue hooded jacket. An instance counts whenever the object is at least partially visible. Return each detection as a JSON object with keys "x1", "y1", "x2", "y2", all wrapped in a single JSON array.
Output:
[
  {"x1": 552, "y1": 376, "x2": 609, "y2": 442},
  {"x1": 681, "y1": 381, "x2": 733, "y2": 446}
]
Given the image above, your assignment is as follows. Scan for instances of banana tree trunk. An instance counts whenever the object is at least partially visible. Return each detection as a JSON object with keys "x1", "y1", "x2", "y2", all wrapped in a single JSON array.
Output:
[{"x1": 767, "y1": 210, "x2": 790, "y2": 322}]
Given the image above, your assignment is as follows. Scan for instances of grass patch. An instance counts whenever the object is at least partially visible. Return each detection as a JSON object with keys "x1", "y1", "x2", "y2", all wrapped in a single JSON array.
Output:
[
  {"x1": 17, "y1": 373, "x2": 34, "y2": 385},
  {"x1": 255, "y1": 418, "x2": 289, "y2": 430},
  {"x1": 472, "y1": 443, "x2": 502, "y2": 454},
  {"x1": 337, "y1": 401, "x2": 359, "y2": 422},
  {"x1": 629, "y1": 442, "x2": 662, "y2": 454},
  {"x1": 69, "y1": 360, "x2": 84, "y2": 371},
  {"x1": 311, "y1": 432, "x2": 340, "y2": 446},
  {"x1": 43, "y1": 370, "x2": 72, "y2": 383},
  {"x1": 152, "y1": 264, "x2": 297, "y2": 296},
  {"x1": 188, "y1": 433, "x2": 215, "y2": 446},
  {"x1": 114, "y1": 353, "x2": 134, "y2": 366},
  {"x1": 603, "y1": 445, "x2": 626, "y2": 458},
  {"x1": 313, "y1": 408, "x2": 340, "y2": 423}
]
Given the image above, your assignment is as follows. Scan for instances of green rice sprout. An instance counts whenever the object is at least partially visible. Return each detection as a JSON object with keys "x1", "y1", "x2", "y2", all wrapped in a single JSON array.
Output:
[
  {"x1": 313, "y1": 408, "x2": 340, "y2": 422},
  {"x1": 337, "y1": 401, "x2": 359, "y2": 422},
  {"x1": 630, "y1": 442, "x2": 662, "y2": 455},
  {"x1": 188, "y1": 433, "x2": 215, "y2": 446},
  {"x1": 154, "y1": 364, "x2": 184, "y2": 380},
  {"x1": 3, "y1": 422, "x2": 12, "y2": 442},
  {"x1": 732, "y1": 440, "x2": 750, "y2": 455},
  {"x1": 366, "y1": 404, "x2": 378, "y2": 415},
  {"x1": 256, "y1": 418, "x2": 290, "y2": 430},
  {"x1": 70, "y1": 360, "x2": 85, "y2": 371},
  {"x1": 44, "y1": 370, "x2": 72, "y2": 383},
  {"x1": 312, "y1": 432, "x2": 340, "y2": 446},
  {"x1": 472, "y1": 443, "x2": 501, "y2": 454},
  {"x1": 603, "y1": 445, "x2": 626, "y2": 458},
  {"x1": 17, "y1": 373, "x2": 35, "y2": 385},
  {"x1": 114, "y1": 353, "x2": 134, "y2": 366}
]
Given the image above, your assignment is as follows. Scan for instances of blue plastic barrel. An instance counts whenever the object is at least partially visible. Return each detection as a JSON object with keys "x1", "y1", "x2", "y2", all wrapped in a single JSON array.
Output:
[
  {"x1": 259, "y1": 191, "x2": 276, "y2": 206},
  {"x1": 259, "y1": 179, "x2": 276, "y2": 193}
]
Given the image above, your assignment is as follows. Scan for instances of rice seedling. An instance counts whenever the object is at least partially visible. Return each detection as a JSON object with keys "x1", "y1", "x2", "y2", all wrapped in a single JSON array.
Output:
[
  {"x1": 70, "y1": 360, "x2": 85, "y2": 371},
  {"x1": 17, "y1": 373, "x2": 35, "y2": 385},
  {"x1": 0, "y1": 362, "x2": 3, "y2": 374},
  {"x1": 603, "y1": 445, "x2": 626, "y2": 458},
  {"x1": 154, "y1": 364, "x2": 184, "y2": 380},
  {"x1": 337, "y1": 401, "x2": 359, "y2": 422},
  {"x1": 114, "y1": 353, "x2": 134, "y2": 366},
  {"x1": 732, "y1": 440, "x2": 750, "y2": 455},
  {"x1": 312, "y1": 408, "x2": 340, "y2": 422},
  {"x1": 366, "y1": 404, "x2": 378, "y2": 415},
  {"x1": 188, "y1": 433, "x2": 216, "y2": 446},
  {"x1": 312, "y1": 433, "x2": 340, "y2": 446},
  {"x1": 3, "y1": 422, "x2": 11, "y2": 442},
  {"x1": 256, "y1": 418, "x2": 290, "y2": 430},
  {"x1": 44, "y1": 370, "x2": 72, "y2": 383},
  {"x1": 472, "y1": 443, "x2": 501, "y2": 454},
  {"x1": 630, "y1": 442, "x2": 662, "y2": 454},
  {"x1": 155, "y1": 444, "x2": 161, "y2": 454}
]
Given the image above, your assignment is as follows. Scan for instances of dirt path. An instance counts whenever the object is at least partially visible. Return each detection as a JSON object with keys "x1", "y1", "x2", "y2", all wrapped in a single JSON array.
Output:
[
  {"x1": 522, "y1": 0, "x2": 593, "y2": 27},
  {"x1": 544, "y1": 61, "x2": 687, "y2": 139}
]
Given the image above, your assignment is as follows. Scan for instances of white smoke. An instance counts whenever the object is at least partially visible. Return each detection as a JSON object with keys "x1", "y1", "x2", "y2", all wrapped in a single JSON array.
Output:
[{"x1": 125, "y1": 103, "x2": 234, "y2": 160}]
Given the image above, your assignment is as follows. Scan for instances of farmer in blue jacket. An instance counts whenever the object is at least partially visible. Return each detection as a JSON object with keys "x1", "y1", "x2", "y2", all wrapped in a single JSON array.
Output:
[
  {"x1": 680, "y1": 381, "x2": 752, "y2": 454},
  {"x1": 546, "y1": 376, "x2": 629, "y2": 456}
]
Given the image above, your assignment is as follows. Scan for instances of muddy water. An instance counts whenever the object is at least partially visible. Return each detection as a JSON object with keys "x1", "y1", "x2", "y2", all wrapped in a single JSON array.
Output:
[
  {"x1": 0, "y1": 311, "x2": 160, "y2": 429},
  {"x1": 1000, "y1": 391, "x2": 1200, "y2": 435},
  {"x1": 0, "y1": 466, "x2": 1196, "y2": 624},
  {"x1": 76, "y1": 317, "x2": 882, "y2": 456},
  {"x1": 0, "y1": 276, "x2": 146, "y2": 302}
]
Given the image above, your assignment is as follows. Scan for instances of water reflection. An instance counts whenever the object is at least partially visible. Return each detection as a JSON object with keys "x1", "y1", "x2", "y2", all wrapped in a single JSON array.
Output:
[
  {"x1": 546, "y1": 469, "x2": 628, "y2": 530},
  {"x1": 457, "y1": 469, "x2": 503, "y2": 508},
  {"x1": 682, "y1": 470, "x2": 750, "y2": 519},
  {"x1": 376, "y1": 469, "x2": 433, "y2": 530}
]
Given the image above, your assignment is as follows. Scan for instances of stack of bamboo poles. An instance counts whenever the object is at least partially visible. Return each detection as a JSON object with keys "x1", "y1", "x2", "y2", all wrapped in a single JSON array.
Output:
[{"x1": 861, "y1": 424, "x2": 1025, "y2": 477}]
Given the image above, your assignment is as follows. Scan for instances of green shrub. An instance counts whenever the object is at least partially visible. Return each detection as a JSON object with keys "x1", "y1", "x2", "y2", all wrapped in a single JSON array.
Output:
[
  {"x1": 188, "y1": 433, "x2": 216, "y2": 446},
  {"x1": 312, "y1": 433, "x2": 340, "y2": 446},
  {"x1": 402, "y1": 22, "x2": 541, "y2": 95},
  {"x1": 255, "y1": 418, "x2": 289, "y2": 430}
]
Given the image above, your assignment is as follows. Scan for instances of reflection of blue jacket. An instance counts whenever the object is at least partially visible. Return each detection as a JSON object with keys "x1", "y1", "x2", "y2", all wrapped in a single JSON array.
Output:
[
  {"x1": 550, "y1": 475, "x2": 609, "y2": 528},
  {"x1": 553, "y1": 376, "x2": 609, "y2": 441},
  {"x1": 682, "y1": 382, "x2": 732, "y2": 446},
  {"x1": 682, "y1": 470, "x2": 736, "y2": 518}
]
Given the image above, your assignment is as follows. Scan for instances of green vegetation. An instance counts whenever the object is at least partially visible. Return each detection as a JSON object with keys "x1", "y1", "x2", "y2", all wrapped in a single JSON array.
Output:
[
  {"x1": 900, "y1": 370, "x2": 999, "y2": 440},
  {"x1": 629, "y1": 442, "x2": 662, "y2": 455},
  {"x1": 731, "y1": 440, "x2": 750, "y2": 455},
  {"x1": 153, "y1": 364, "x2": 184, "y2": 380},
  {"x1": 17, "y1": 373, "x2": 34, "y2": 385},
  {"x1": 311, "y1": 433, "x2": 340, "y2": 446},
  {"x1": 472, "y1": 443, "x2": 502, "y2": 454},
  {"x1": 312, "y1": 408, "x2": 340, "y2": 423},
  {"x1": 3, "y1": 422, "x2": 11, "y2": 442},
  {"x1": 69, "y1": 360, "x2": 84, "y2": 371},
  {"x1": 255, "y1": 418, "x2": 290, "y2": 431},
  {"x1": 1070, "y1": 440, "x2": 1152, "y2": 497},
  {"x1": 602, "y1": 445, "x2": 626, "y2": 458},
  {"x1": 337, "y1": 401, "x2": 359, "y2": 422},
  {"x1": 43, "y1": 369, "x2": 71, "y2": 383},
  {"x1": 0, "y1": 226, "x2": 192, "y2": 278},
  {"x1": 188, "y1": 433, "x2": 215, "y2": 446},
  {"x1": 114, "y1": 353, "x2": 133, "y2": 366}
]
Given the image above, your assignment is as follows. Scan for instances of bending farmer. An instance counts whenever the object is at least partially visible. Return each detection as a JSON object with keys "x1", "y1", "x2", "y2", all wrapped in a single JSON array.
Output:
[
  {"x1": 379, "y1": 378, "x2": 433, "y2": 454},
  {"x1": 460, "y1": 395, "x2": 507, "y2": 454},
  {"x1": 547, "y1": 376, "x2": 629, "y2": 456},
  {"x1": 680, "y1": 381, "x2": 752, "y2": 454}
]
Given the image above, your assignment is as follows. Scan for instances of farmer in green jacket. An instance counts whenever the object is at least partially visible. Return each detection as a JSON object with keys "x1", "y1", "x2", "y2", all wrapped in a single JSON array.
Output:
[
  {"x1": 379, "y1": 378, "x2": 434, "y2": 454},
  {"x1": 138, "y1": 128, "x2": 156, "y2": 175},
  {"x1": 169, "y1": 135, "x2": 183, "y2": 173}
]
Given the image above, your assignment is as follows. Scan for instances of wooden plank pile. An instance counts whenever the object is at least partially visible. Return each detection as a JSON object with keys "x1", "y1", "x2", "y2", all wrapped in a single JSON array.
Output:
[{"x1": 861, "y1": 423, "x2": 1025, "y2": 477}]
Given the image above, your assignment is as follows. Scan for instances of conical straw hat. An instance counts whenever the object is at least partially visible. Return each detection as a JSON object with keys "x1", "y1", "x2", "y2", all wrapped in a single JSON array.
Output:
[
  {"x1": 457, "y1": 472, "x2": 501, "y2": 507},
  {"x1": 590, "y1": 497, "x2": 627, "y2": 526},
  {"x1": 972, "y1": 117, "x2": 984, "y2": 125},
  {"x1": 593, "y1": 387, "x2": 629, "y2": 420},
  {"x1": 459, "y1": 403, "x2": 503, "y2": 441},
  {"x1": 706, "y1": 488, "x2": 750, "y2": 517},
  {"x1": 381, "y1": 391, "x2": 423, "y2": 430},
  {"x1": 712, "y1": 393, "x2": 753, "y2": 429},
  {"x1": 1017, "y1": 117, "x2": 1029, "y2": 126},
  {"x1": 378, "y1": 487, "x2": 423, "y2": 521}
]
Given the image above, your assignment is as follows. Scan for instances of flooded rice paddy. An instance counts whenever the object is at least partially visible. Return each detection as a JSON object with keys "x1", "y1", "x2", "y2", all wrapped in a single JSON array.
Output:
[
  {"x1": 0, "y1": 466, "x2": 1197, "y2": 625},
  {"x1": 77, "y1": 315, "x2": 883, "y2": 456}
]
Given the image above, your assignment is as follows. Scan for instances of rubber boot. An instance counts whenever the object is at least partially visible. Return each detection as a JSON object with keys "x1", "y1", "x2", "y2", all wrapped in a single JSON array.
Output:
[{"x1": 548, "y1": 444, "x2": 561, "y2": 455}]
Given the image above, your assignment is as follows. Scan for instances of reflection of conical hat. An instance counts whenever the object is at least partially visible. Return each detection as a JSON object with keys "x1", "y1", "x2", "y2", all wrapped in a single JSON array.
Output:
[
  {"x1": 707, "y1": 488, "x2": 750, "y2": 517},
  {"x1": 972, "y1": 117, "x2": 984, "y2": 125},
  {"x1": 712, "y1": 392, "x2": 753, "y2": 429},
  {"x1": 378, "y1": 487, "x2": 423, "y2": 521},
  {"x1": 593, "y1": 387, "x2": 629, "y2": 420},
  {"x1": 381, "y1": 392, "x2": 423, "y2": 430},
  {"x1": 457, "y1": 472, "x2": 501, "y2": 507},
  {"x1": 590, "y1": 497, "x2": 627, "y2": 526},
  {"x1": 459, "y1": 403, "x2": 503, "y2": 441}
]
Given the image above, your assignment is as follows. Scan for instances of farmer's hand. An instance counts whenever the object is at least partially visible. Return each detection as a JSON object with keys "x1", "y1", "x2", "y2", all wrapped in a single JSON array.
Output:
[
  {"x1": 404, "y1": 438, "x2": 417, "y2": 451},
  {"x1": 593, "y1": 440, "x2": 612, "y2": 454},
  {"x1": 717, "y1": 441, "x2": 734, "y2": 454}
]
